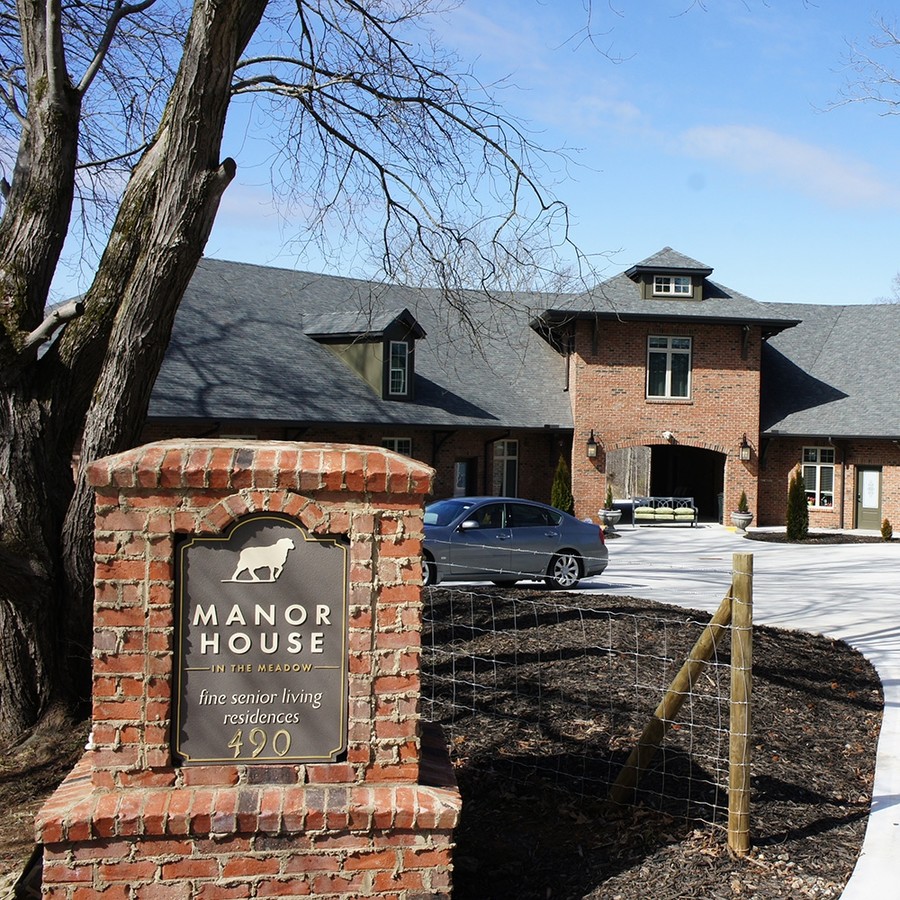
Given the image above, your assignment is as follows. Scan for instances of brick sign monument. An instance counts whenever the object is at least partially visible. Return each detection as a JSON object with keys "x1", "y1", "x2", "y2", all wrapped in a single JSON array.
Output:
[{"x1": 37, "y1": 440, "x2": 460, "y2": 898}]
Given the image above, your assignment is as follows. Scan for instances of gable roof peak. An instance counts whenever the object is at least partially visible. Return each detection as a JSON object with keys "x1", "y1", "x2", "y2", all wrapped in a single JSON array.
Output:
[
  {"x1": 303, "y1": 306, "x2": 426, "y2": 341},
  {"x1": 625, "y1": 247, "x2": 714, "y2": 280}
]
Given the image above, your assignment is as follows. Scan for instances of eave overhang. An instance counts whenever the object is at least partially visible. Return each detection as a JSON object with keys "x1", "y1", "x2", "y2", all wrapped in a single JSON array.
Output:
[{"x1": 532, "y1": 309, "x2": 802, "y2": 341}]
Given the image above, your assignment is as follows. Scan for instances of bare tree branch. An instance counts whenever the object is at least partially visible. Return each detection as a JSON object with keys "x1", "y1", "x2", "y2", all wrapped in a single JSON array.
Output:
[
  {"x1": 835, "y1": 18, "x2": 900, "y2": 116},
  {"x1": 20, "y1": 296, "x2": 83, "y2": 354},
  {"x1": 44, "y1": 0, "x2": 66, "y2": 100},
  {"x1": 77, "y1": 0, "x2": 158, "y2": 95}
]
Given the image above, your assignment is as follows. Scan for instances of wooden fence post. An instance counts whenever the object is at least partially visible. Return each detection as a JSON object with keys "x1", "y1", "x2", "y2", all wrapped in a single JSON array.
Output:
[
  {"x1": 609, "y1": 590, "x2": 733, "y2": 805},
  {"x1": 728, "y1": 551, "x2": 753, "y2": 856}
]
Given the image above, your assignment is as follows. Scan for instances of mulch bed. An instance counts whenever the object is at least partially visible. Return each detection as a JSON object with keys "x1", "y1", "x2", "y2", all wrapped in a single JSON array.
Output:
[
  {"x1": 745, "y1": 531, "x2": 892, "y2": 545},
  {"x1": 424, "y1": 587, "x2": 883, "y2": 899},
  {"x1": 0, "y1": 584, "x2": 882, "y2": 900}
]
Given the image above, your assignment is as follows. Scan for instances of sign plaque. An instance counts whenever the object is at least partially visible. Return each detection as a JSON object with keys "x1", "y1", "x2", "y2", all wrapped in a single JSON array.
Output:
[{"x1": 174, "y1": 515, "x2": 348, "y2": 764}]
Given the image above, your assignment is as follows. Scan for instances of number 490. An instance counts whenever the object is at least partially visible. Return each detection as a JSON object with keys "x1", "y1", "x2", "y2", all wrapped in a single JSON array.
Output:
[{"x1": 227, "y1": 727, "x2": 292, "y2": 758}]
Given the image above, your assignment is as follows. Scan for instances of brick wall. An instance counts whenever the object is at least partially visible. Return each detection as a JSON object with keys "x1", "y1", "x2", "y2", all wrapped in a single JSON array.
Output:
[
  {"x1": 142, "y1": 424, "x2": 568, "y2": 506},
  {"x1": 36, "y1": 440, "x2": 461, "y2": 899},
  {"x1": 569, "y1": 319, "x2": 761, "y2": 520},
  {"x1": 759, "y1": 436, "x2": 900, "y2": 529}
]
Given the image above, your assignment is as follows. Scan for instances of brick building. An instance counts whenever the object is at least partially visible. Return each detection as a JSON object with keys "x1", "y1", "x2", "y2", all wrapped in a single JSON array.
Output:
[{"x1": 147, "y1": 248, "x2": 900, "y2": 530}]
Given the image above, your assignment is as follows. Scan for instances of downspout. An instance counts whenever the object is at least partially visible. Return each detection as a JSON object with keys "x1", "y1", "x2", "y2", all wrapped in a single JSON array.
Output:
[
  {"x1": 431, "y1": 430, "x2": 454, "y2": 467},
  {"x1": 834, "y1": 439, "x2": 846, "y2": 529}
]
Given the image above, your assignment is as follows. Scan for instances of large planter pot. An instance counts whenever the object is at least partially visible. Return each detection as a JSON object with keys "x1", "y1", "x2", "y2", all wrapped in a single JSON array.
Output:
[
  {"x1": 599, "y1": 508, "x2": 623, "y2": 531},
  {"x1": 731, "y1": 511, "x2": 753, "y2": 532}
]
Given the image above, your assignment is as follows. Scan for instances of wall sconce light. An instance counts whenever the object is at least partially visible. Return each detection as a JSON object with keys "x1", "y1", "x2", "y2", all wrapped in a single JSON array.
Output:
[
  {"x1": 739, "y1": 434, "x2": 751, "y2": 461},
  {"x1": 586, "y1": 430, "x2": 598, "y2": 459}
]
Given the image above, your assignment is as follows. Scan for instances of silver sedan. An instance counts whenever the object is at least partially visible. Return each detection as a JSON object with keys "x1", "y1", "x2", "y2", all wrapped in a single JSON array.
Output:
[{"x1": 422, "y1": 496, "x2": 608, "y2": 589}]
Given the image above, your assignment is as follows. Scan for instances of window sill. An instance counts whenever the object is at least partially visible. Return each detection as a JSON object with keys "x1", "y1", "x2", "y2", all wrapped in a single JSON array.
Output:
[{"x1": 645, "y1": 397, "x2": 693, "y2": 404}]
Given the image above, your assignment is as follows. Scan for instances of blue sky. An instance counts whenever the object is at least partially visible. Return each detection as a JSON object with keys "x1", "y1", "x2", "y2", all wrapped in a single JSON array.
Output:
[{"x1": 147, "y1": 3, "x2": 900, "y2": 304}]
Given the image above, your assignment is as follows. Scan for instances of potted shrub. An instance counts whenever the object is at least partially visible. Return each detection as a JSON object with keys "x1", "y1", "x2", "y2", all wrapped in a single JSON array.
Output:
[
  {"x1": 731, "y1": 490, "x2": 753, "y2": 532},
  {"x1": 598, "y1": 485, "x2": 622, "y2": 530}
]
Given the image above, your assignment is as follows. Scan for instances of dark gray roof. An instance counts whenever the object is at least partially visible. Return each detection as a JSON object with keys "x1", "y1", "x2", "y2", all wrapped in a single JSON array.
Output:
[
  {"x1": 762, "y1": 302, "x2": 900, "y2": 438},
  {"x1": 149, "y1": 253, "x2": 900, "y2": 444},
  {"x1": 625, "y1": 246, "x2": 714, "y2": 277},
  {"x1": 303, "y1": 308, "x2": 426, "y2": 340},
  {"x1": 536, "y1": 270, "x2": 800, "y2": 337},
  {"x1": 149, "y1": 258, "x2": 572, "y2": 431}
]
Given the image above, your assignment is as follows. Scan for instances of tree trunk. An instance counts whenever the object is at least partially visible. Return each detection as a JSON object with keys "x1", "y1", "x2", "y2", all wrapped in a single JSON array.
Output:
[
  {"x1": 0, "y1": 391, "x2": 70, "y2": 737},
  {"x1": 0, "y1": 1, "x2": 84, "y2": 739},
  {"x1": 0, "y1": 0, "x2": 268, "y2": 741},
  {"x1": 59, "y1": 0, "x2": 269, "y2": 707}
]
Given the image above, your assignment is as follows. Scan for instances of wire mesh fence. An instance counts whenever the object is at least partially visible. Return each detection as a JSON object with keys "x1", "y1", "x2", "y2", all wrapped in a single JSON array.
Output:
[{"x1": 421, "y1": 581, "x2": 740, "y2": 828}]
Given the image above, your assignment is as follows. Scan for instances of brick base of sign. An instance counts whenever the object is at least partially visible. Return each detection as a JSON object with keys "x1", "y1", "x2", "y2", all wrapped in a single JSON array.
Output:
[
  {"x1": 35, "y1": 440, "x2": 461, "y2": 899},
  {"x1": 38, "y1": 747, "x2": 459, "y2": 898}
]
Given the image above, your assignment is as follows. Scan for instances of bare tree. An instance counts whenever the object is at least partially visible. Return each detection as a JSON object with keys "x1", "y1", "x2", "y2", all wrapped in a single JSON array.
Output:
[
  {"x1": 837, "y1": 17, "x2": 900, "y2": 303},
  {"x1": 0, "y1": 0, "x2": 578, "y2": 744},
  {"x1": 838, "y1": 17, "x2": 900, "y2": 116}
]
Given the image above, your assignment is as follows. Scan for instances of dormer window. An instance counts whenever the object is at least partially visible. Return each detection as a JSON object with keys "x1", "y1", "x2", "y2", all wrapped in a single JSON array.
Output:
[
  {"x1": 388, "y1": 341, "x2": 409, "y2": 396},
  {"x1": 625, "y1": 248, "x2": 711, "y2": 301},
  {"x1": 304, "y1": 307, "x2": 424, "y2": 402},
  {"x1": 653, "y1": 275, "x2": 692, "y2": 296}
]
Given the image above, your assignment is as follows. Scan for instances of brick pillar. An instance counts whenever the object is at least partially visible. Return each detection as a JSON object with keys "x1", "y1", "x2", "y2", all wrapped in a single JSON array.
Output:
[{"x1": 36, "y1": 440, "x2": 460, "y2": 899}]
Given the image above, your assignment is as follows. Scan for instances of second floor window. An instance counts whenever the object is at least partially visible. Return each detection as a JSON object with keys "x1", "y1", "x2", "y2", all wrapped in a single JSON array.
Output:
[
  {"x1": 388, "y1": 341, "x2": 409, "y2": 395},
  {"x1": 647, "y1": 336, "x2": 691, "y2": 399}
]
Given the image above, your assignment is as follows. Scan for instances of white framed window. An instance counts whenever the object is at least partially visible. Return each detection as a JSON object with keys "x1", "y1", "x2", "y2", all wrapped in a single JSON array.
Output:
[
  {"x1": 382, "y1": 437, "x2": 412, "y2": 457},
  {"x1": 653, "y1": 275, "x2": 692, "y2": 296},
  {"x1": 388, "y1": 341, "x2": 409, "y2": 395},
  {"x1": 493, "y1": 439, "x2": 518, "y2": 496},
  {"x1": 647, "y1": 336, "x2": 692, "y2": 399},
  {"x1": 802, "y1": 447, "x2": 835, "y2": 508}
]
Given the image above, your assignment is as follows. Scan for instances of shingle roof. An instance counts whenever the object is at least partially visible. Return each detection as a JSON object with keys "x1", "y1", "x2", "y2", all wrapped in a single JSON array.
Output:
[
  {"x1": 149, "y1": 258, "x2": 573, "y2": 431},
  {"x1": 762, "y1": 302, "x2": 900, "y2": 438},
  {"x1": 625, "y1": 246, "x2": 714, "y2": 277},
  {"x1": 148, "y1": 253, "x2": 900, "y2": 444},
  {"x1": 536, "y1": 270, "x2": 800, "y2": 337},
  {"x1": 303, "y1": 308, "x2": 426, "y2": 340}
]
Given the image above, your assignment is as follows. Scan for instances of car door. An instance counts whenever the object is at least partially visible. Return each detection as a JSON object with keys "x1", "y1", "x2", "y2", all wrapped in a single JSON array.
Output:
[
  {"x1": 506, "y1": 502, "x2": 561, "y2": 577},
  {"x1": 448, "y1": 502, "x2": 512, "y2": 580}
]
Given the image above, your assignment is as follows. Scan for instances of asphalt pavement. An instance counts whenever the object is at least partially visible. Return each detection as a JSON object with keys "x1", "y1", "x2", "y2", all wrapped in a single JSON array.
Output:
[{"x1": 576, "y1": 522, "x2": 900, "y2": 900}]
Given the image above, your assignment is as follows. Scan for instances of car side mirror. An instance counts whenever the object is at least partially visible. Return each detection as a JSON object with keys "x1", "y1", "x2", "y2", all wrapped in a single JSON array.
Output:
[{"x1": 460, "y1": 519, "x2": 480, "y2": 531}]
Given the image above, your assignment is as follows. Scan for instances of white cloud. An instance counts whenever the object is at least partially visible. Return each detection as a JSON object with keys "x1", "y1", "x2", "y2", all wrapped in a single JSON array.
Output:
[
  {"x1": 680, "y1": 124, "x2": 900, "y2": 210},
  {"x1": 559, "y1": 93, "x2": 643, "y2": 132}
]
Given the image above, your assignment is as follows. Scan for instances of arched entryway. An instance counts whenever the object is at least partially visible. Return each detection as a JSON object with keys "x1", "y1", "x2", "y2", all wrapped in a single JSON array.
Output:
[{"x1": 649, "y1": 444, "x2": 725, "y2": 522}]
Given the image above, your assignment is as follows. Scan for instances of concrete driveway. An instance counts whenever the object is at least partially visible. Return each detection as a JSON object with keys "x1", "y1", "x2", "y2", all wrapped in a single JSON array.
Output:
[{"x1": 578, "y1": 523, "x2": 900, "y2": 899}]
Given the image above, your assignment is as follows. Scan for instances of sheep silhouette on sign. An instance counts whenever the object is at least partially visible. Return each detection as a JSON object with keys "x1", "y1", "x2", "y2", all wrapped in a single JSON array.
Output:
[{"x1": 224, "y1": 538, "x2": 296, "y2": 583}]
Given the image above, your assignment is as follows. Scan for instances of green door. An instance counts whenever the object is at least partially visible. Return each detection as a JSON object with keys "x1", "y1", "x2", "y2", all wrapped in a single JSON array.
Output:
[{"x1": 856, "y1": 467, "x2": 882, "y2": 530}]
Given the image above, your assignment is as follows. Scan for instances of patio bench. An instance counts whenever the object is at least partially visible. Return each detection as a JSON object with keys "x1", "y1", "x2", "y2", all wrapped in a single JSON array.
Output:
[{"x1": 632, "y1": 496, "x2": 698, "y2": 526}]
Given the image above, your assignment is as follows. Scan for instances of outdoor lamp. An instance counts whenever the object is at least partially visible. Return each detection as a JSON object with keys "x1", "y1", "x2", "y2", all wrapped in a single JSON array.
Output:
[
  {"x1": 586, "y1": 430, "x2": 598, "y2": 459},
  {"x1": 739, "y1": 434, "x2": 751, "y2": 461}
]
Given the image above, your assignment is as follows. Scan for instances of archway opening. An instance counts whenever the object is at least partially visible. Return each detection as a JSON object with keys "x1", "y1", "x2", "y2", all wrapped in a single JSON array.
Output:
[{"x1": 650, "y1": 445, "x2": 725, "y2": 522}]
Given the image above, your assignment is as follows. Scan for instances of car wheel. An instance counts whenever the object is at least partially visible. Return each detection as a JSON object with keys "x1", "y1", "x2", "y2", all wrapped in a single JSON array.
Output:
[
  {"x1": 545, "y1": 553, "x2": 581, "y2": 589},
  {"x1": 422, "y1": 554, "x2": 437, "y2": 586}
]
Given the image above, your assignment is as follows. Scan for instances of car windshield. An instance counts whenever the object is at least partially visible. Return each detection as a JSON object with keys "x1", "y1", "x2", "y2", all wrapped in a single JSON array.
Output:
[{"x1": 424, "y1": 499, "x2": 474, "y2": 526}]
